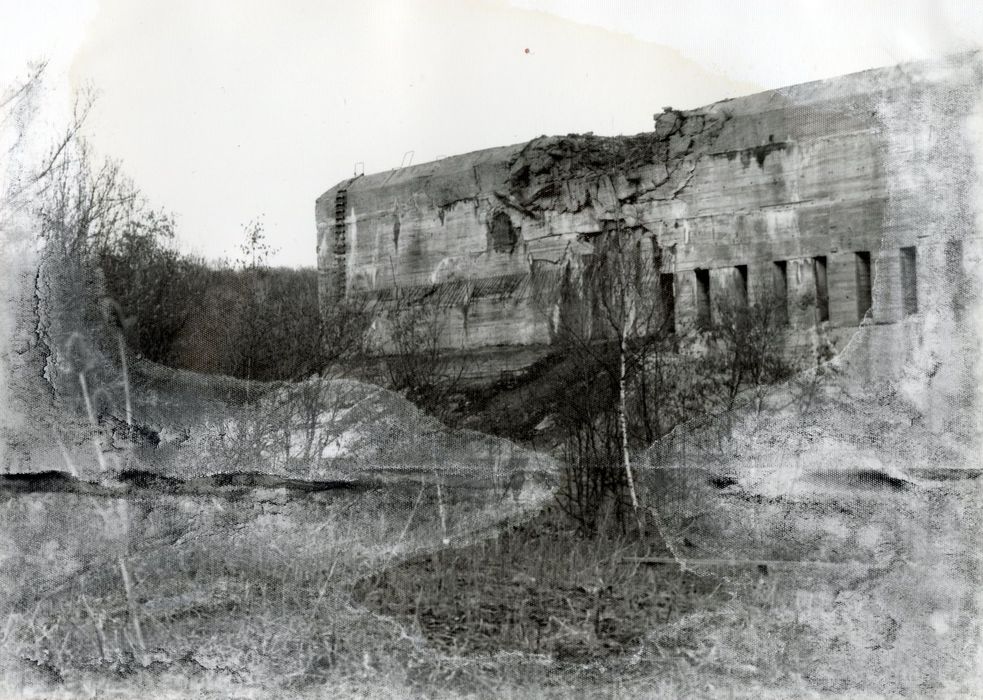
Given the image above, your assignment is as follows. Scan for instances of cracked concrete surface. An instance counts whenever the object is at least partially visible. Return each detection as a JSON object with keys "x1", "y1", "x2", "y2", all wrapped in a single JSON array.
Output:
[{"x1": 316, "y1": 54, "x2": 983, "y2": 388}]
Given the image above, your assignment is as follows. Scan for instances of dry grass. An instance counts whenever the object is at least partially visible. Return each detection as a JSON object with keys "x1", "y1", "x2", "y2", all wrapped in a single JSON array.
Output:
[
  {"x1": 355, "y1": 507, "x2": 727, "y2": 662},
  {"x1": 2, "y1": 462, "x2": 979, "y2": 698}
]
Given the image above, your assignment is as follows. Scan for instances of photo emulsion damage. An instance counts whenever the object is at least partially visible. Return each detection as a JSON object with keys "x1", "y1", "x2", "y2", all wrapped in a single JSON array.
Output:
[{"x1": 1, "y1": 4, "x2": 982, "y2": 698}]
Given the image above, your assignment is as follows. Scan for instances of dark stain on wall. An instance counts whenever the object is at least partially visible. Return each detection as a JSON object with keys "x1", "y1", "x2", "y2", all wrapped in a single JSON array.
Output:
[
  {"x1": 723, "y1": 136, "x2": 792, "y2": 168},
  {"x1": 727, "y1": 139, "x2": 789, "y2": 169},
  {"x1": 753, "y1": 139, "x2": 789, "y2": 167}
]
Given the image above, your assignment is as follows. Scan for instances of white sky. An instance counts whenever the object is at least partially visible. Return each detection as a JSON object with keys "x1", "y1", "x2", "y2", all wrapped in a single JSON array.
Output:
[{"x1": 3, "y1": 0, "x2": 983, "y2": 267}]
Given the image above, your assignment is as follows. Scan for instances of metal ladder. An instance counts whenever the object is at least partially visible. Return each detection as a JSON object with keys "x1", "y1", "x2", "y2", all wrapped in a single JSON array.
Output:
[{"x1": 333, "y1": 189, "x2": 348, "y2": 296}]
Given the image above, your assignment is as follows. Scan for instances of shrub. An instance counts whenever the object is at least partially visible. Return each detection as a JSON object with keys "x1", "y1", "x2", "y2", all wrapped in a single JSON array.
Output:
[
  {"x1": 709, "y1": 290, "x2": 794, "y2": 413},
  {"x1": 100, "y1": 216, "x2": 371, "y2": 382},
  {"x1": 98, "y1": 213, "x2": 210, "y2": 365}
]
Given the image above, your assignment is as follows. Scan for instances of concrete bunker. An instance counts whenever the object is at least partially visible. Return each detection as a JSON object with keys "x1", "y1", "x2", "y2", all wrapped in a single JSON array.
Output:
[{"x1": 315, "y1": 54, "x2": 978, "y2": 379}]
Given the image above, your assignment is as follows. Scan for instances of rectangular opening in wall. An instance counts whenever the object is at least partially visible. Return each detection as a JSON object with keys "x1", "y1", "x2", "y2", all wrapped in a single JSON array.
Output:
[
  {"x1": 773, "y1": 260, "x2": 789, "y2": 324},
  {"x1": 695, "y1": 268, "x2": 711, "y2": 330},
  {"x1": 660, "y1": 273, "x2": 676, "y2": 334},
  {"x1": 900, "y1": 246, "x2": 918, "y2": 316},
  {"x1": 735, "y1": 264, "x2": 749, "y2": 306},
  {"x1": 813, "y1": 255, "x2": 829, "y2": 323},
  {"x1": 855, "y1": 251, "x2": 873, "y2": 322}
]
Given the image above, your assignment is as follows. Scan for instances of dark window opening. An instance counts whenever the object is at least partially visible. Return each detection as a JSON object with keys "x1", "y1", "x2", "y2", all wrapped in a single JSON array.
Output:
[
  {"x1": 488, "y1": 211, "x2": 518, "y2": 254},
  {"x1": 773, "y1": 260, "x2": 789, "y2": 324},
  {"x1": 813, "y1": 256, "x2": 829, "y2": 323},
  {"x1": 660, "y1": 273, "x2": 676, "y2": 334},
  {"x1": 695, "y1": 268, "x2": 711, "y2": 330},
  {"x1": 855, "y1": 251, "x2": 873, "y2": 322},
  {"x1": 735, "y1": 264, "x2": 749, "y2": 306},
  {"x1": 900, "y1": 246, "x2": 917, "y2": 316}
]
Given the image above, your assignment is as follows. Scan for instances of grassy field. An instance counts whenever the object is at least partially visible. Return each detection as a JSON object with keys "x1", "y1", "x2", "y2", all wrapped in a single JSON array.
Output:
[
  {"x1": 1, "y1": 454, "x2": 979, "y2": 698},
  {"x1": 354, "y1": 507, "x2": 728, "y2": 663}
]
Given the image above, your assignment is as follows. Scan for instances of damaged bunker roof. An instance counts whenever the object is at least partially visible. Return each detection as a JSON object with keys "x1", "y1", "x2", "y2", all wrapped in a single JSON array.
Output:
[
  {"x1": 316, "y1": 51, "x2": 982, "y2": 209},
  {"x1": 316, "y1": 142, "x2": 528, "y2": 209}
]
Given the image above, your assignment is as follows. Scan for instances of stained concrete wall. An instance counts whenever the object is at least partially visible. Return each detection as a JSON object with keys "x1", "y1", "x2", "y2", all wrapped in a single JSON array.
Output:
[{"x1": 317, "y1": 53, "x2": 982, "y2": 375}]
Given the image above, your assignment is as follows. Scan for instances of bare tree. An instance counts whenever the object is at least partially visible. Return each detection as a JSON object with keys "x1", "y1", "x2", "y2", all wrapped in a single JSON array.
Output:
[
  {"x1": 377, "y1": 271, "x2": 463, "y2": 418},
  {"x1": 710, "y1": 289, "x2": 793, "y2": 415},
  {"x1": 550, "y1": 351, "x2": 628, "y2": 535},
  {"x1": 2, "y1": 62, "x2": 96, "y2": 230},
  {"x1": 547, "y1": 222, "x2": 674, "y2": 528},
  {"x1": 186, "y1": 220, "x2": 374, "y2": 382}
]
